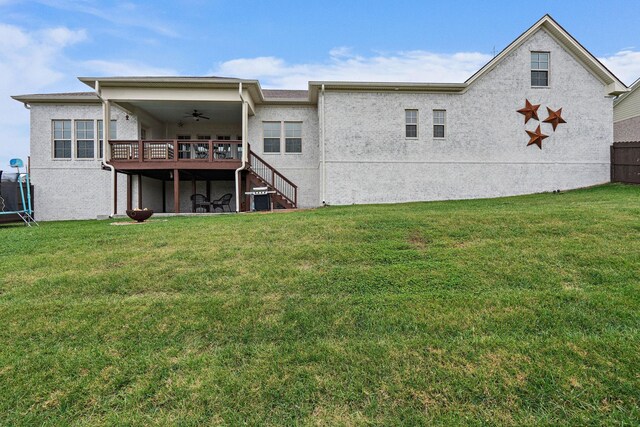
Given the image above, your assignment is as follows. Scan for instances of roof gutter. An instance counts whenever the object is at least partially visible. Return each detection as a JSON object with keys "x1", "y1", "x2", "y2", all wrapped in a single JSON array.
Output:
[
  {"x1": 95, "y1": 80, "x2": 117, "y2": 218},
  {"x1": 320, "y1": 84, "x2": 326, "y2": 205}
]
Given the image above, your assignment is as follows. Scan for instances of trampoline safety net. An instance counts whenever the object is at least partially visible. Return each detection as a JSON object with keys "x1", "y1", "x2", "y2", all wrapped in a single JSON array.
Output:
[
  {"x1": 0, "y1": 171, "x2": 22, "y2": 212},
  {"x1": 0, "y1": 169, "x2": 37, "y2": 226}
]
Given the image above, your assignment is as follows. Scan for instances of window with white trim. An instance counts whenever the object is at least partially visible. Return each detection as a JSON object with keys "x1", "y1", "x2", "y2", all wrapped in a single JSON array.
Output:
[
  {"x1": 98, "y1": 120, "x2": 117, "y2": 158},
  {"x1": 433, "y1": 110, "x2": 446, "y2": 138},
  {"x1": 263, "y1": 122, "x2": 281, "y2": 153},
  {"x1": 53, "y1": 120, "x2": 72, "y2": 158},
  {"x1": 75, "y1": 120, "x2": 94, "y2": 158},
  {"x1": 405, "y1": 109, "x2": 418, "y2": 138},
  {"x1": 531, "y1": 52, "x2": 549, "y2": 87},
  {"x1": 284, "y1": 122, "x2": 302, "y2": 153}
]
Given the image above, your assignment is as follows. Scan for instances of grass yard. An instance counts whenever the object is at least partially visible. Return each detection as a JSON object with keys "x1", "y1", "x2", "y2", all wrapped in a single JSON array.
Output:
[{"x1": 1, "y1": 184, "x2": 639, "y2": 425}]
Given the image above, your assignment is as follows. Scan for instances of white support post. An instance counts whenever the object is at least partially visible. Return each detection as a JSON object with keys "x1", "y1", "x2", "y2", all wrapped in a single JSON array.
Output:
[
  {"x1": 242, "y1": 100, "x2": 248, "y2": 162},
  {"x1": 102, "y1": 99, "x2": 111, "y2": 161},
  {"x1": 101, "y1": 99, "x2": 117, "y2": 216}
]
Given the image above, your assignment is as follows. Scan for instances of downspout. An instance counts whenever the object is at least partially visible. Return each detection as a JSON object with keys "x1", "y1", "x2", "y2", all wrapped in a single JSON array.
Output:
[
  {"x1": 235, "y1": 82, "x2": 249, "y2": 212},
  {"x1": 95, "y1": 80, "x2": 117, "y2": 217},
  {"x1": 320, "y1": 84, "x2": 326, "y2": 205},
  {"x1": 22, "y1": 104, "x2": 31, "y2": 176}
]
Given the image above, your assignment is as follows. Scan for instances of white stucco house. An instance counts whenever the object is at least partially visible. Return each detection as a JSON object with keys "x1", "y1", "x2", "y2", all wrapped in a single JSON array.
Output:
[{"x1": 11, "y1": 15, "x2": 628, "y2": 221}]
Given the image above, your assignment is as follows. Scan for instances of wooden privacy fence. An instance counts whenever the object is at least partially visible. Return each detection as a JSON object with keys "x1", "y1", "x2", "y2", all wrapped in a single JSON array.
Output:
[{"x1": 611, "y1": 142, "x2": 640, "y2": 184}]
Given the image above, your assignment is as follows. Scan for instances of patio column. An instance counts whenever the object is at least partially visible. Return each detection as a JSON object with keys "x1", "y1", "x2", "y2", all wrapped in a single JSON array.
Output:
[
  {"x1": 162, "y1": 179, "x2": 166, "y2": 213},
  {"x1": 191, "y1": 178, "x2": 196, "y2": 213},
  {"x1": 137, "y1": 174, "x2": 143, "y2": 209},
  {"x1": 173, "y1": 169, "x2": 180, "y2": 213},
  {"x1": 126, "y1": 175, "x2": 132, "y2": 211},
  {"x1": 102, "y1": 99, "x2": 116, "y2": 215}
]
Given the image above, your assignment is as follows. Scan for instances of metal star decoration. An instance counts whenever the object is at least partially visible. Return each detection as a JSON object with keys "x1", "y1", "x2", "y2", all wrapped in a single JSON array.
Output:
[
  {"x1": 543, "y1": 107, "x2": 566, "y2": 131},
  {"x1": 526, "y1": 125, "x2": 548, "y2": 149},
  {"x1": 517, "y1": 99, "x2": 540, "y2": 123}
]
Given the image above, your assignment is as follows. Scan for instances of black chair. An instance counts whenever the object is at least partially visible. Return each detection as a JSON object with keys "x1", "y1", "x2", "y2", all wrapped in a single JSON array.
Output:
[
  {"x1": 190, "y1": 193, "x2": 210, "y2": 213},
  {"x1": 211, "y1": 193, "x2": 233, "y2": 212}
]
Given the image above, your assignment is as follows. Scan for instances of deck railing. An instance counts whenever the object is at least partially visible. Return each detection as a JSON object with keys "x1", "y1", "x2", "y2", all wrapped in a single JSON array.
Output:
[
  {"x1": 248, "y1": 149, "x2": 297, "y2": 207},
  {"x1": 109, "y1": 140, "x2": 243, "y2": 162}
]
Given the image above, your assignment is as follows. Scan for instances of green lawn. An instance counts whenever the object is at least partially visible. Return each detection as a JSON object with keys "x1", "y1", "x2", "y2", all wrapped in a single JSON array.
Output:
[{"x1": 1, "y1": 184, "x2": 639, "y2": 426}]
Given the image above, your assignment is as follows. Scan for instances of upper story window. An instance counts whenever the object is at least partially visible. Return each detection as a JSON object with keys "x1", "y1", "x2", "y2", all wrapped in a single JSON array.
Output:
[
  {"x1": 263, "y1": 122, "x2": 281, "y2": 153},
  {"x1": 531, "y1": 52, "x2": 549, "y2": 87},
  {"x1": 405, "y1": 110, "x2": 418, "y2": 138},
  {"x1": 98, "y1": 120, "x2": 117, "y2": 159},
  {"x1": 53, "y1": 120, "x2": 72, "y2": 159},
  {"x1": 433, "y1": 110, "x2": 446, "y2": 138},
  {"x1": 285, "y1": 122, "x2": 302, "y2": 153},
  {"x1": 75, "y1": 120, "x2": 94, "y2": 159}
]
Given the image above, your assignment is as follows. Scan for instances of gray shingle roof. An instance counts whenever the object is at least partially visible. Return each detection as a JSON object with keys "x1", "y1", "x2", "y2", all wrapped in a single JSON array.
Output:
[
  {"x1": 262, "y1": 89, "x2": 309, "y2": 100},
  {"x1": 16, "y1": 92, "x2": 97, "y2": 98}
]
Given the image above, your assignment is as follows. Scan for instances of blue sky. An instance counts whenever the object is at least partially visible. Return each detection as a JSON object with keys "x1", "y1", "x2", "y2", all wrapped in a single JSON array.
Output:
[{"x1": 2, "y1": 0, "x2": 640, "y2": 168}]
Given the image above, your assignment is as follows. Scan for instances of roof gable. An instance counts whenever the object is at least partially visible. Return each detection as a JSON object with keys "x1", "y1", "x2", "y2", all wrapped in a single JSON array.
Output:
[{"x1": 464, "y1": 14, "x2": 627, "y2": 96}]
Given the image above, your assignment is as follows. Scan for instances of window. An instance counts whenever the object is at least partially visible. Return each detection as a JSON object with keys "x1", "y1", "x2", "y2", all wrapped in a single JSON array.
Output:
[
  {"x1": 98, "y1": 120, "x2": 117, "y2": 158},
  {"x1": 53, "y1": 120, "x2": 72, "y2": 158},
  {"x1": 433, "y1": 110, "x2": 446, "y2": 138},
  {"x1": 285, "y1": 122, "x2": 302, "y2": 153},
  {"x1": 216, "y1": 135, "x2": 231, "y2": 140},
  {"x1": 531, "y1": 52, "x2": 549, "y2": 87},
  {"x1": 405, "y1": 110, "x2": 418, "y2": 138},
  {"x1": 197, "y1": 135, "x2": 211, "y2": 140},
  {"x1": 75, "y1": 120, "x2": 94, "y2": 158},
  {"x1": 263, "y1": 122, "x2": 281, "y2": 153}
]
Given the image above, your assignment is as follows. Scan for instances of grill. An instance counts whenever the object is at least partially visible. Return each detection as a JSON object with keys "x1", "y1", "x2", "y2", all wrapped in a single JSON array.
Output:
[{"x1": 245, "y1": 186, "x2": 275, "y2": 211}]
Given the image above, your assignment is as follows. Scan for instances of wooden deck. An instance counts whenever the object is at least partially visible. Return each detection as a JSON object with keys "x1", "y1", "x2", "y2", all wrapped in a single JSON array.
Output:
[{"x1": 108, "y1": 140, "x2": 242, "y2": 170}]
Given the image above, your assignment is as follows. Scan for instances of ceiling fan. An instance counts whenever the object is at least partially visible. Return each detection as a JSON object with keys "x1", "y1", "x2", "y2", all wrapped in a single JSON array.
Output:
[{"x1": 183, "y1": 109, "x2": 210, "y2": 121}]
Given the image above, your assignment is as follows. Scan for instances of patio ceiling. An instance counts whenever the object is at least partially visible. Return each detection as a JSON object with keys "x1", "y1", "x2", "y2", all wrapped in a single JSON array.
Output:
[{"x1": 124, "y1": 100, "x2": 242, "y2": 124}]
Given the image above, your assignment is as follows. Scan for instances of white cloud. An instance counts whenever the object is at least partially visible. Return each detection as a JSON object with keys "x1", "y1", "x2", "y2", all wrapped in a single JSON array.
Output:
[
  {"x1": 212, "y1": 49, "x2": 493, "y2": 89},
  {"x1": 33, "y1": 0, "x2": 180, "y2": 38},
  {"x1": 214, "y1": 48, "x2": 640, "y2": 90},
  {"x1": 599, "y1": 50, "x2": 640, "y2": 86},
  {"x1": 0, "y1": 23, "x2": 88, "y2": 168},
  {"x1": 0, "y1": 23, "x2": 177, "y2": 169}
]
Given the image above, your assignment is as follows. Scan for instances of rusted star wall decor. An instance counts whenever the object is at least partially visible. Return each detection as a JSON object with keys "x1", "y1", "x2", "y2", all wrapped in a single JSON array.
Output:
[
  {"x1": 517, "y1": 99, "x2": 540, "y2": 123},
  {"x1": 526, "y1": 125, "x2": 548, "y2": 149},
  {"x1": 543, "y1": 107, "x2": 566, "y2": 131},
  {"x1": 517, "y1": 100, "x2": 567, "y2": 149}
]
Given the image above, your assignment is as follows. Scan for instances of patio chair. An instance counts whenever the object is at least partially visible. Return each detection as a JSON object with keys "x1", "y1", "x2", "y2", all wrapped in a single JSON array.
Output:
[
  {"x1": 190, "y1": 193, "x2": 210, "y2": 213},
  {"x1": 211, "y1": 193, "x2": 232, "y2": 212}
]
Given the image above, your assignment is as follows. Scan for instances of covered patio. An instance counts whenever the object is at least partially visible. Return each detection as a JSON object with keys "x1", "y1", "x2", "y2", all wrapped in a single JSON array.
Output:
[
  {"x1": 83, "y1": 77, "x2": 257, "y2": 214},
  {"x1": 120, "y1": 168, "x2": 239, "y2": 215}
]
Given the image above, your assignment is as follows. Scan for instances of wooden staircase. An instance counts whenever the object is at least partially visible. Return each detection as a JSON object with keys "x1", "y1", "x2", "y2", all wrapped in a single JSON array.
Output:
[{"x1": 247, "y1": 149, "x2": 297, "y2": 209}]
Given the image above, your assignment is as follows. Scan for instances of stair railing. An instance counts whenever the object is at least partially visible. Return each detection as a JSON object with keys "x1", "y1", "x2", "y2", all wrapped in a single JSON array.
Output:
[{"x1": 248, "y1": 149, "x2": 297, "y2": 207}]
